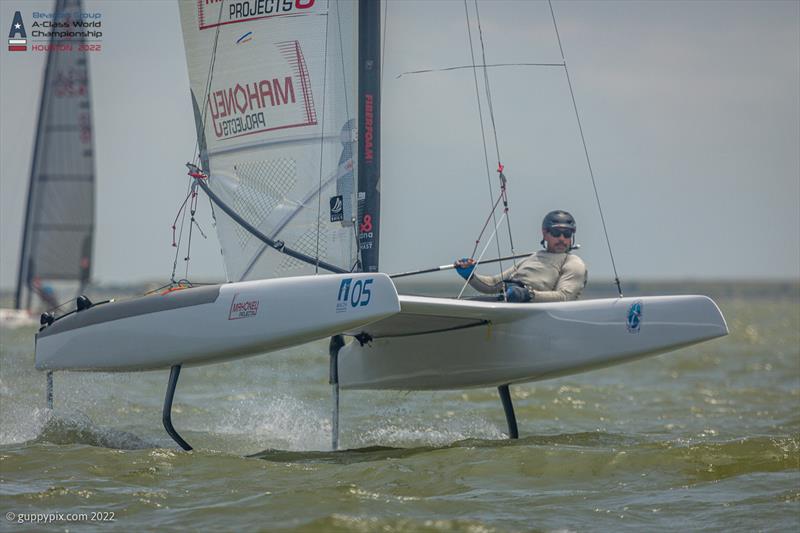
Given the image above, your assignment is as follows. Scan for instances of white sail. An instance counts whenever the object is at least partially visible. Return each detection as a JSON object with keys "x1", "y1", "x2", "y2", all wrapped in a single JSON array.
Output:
[{"x1": 179, "y1": 0, "x2": 359, "y2": 282}]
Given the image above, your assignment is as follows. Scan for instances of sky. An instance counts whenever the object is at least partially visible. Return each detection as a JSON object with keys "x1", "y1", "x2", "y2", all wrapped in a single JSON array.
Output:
[{"x1": 1, "y1": 0, "x2": 798, "y2": 290}]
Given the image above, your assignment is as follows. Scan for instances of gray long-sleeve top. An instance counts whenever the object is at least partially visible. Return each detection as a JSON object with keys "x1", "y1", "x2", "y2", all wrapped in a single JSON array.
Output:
[{"x1": 468, "y1": 251, "x2": 587, "y2": 302}]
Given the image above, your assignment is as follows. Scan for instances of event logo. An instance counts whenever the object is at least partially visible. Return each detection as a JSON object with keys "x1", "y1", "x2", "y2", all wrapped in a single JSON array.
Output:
[
  {"x1": 229, "y1": 293, "x2": 260, "y2": 320},
  {"x1": 626, "y1": 301, "x2": 643, "y2": 333},
  {"x1": 336, "y1": 278, "x2": 373, "y2": 313},
  {"x1": 8, "y1": 11, "x2": 27, "y2": 51},
  {"x1": 7, "y1": 9, "x2": 104, "y2": 54}
]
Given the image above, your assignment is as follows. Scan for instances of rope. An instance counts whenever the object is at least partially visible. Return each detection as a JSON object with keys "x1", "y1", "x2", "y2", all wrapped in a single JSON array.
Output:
[
  {"x1": 474, "y1": 0, "x2": 502, "y2": 166},
  {"x1": 473, "y1": 0, "x2": 518, "y2": 266},
  {"x1": 464, "y1": 0, "x2": 505, "y2": 276},
  {"x1": 336, "y1": 0, "x2": 351, "y2": 124},
  {"x1": 172, "y1": 0, "x2": 224, "y2": 285},
  {"x1": 396, "y1": 62, "x2": 564, "y2": 79},
  {"x1": 191, "y1": 2, "x2": 224, "y2": 170},
  {"x1": 314, "y1": 1, "x2": 332, "y2": 274},
  {"x1": 457, "y1": 210, "x2": 509, "y2": 300},
  {"x1": 170, "y1": 182, "x2": 192, "y2": 283},
  {"x1": 548, "y1": 0, "x2": 623, "y2": 297}
]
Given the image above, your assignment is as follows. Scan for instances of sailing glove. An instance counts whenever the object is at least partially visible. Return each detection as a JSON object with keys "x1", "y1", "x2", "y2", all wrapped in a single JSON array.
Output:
[
  {"x1": 505, "y1": 285, "x2": 532, "y2": 303},
  {"x1": 455, "y1": 258, "x2": 475, "y2": 280}
]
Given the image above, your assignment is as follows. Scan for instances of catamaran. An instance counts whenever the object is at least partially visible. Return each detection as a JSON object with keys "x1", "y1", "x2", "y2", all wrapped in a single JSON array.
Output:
[
  {"x1": 1, "y1": 0, "x2": 94, "y2": 328},
  {"x1": 34, "y1": 0, "x2": 727, "y2": 451}
]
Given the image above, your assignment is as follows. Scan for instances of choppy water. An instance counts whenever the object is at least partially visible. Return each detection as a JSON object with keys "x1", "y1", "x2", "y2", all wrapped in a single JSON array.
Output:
[{"x1": 1, "y1": 287, "x2": 798, "y2": 532}]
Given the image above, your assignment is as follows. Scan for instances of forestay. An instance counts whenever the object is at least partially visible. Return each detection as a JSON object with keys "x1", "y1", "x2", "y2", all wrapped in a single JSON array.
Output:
[
  {"x1": 16, "y1": 0, "x2": 94, "y2": 309},
  {"x1": 178, "y1": 0, "x2": 360, "y2": 282}
]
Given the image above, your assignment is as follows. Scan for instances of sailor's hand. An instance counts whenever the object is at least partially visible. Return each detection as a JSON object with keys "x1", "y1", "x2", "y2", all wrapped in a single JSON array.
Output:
[
  {"x1": 454, "y1": 257, "x2": 476, "y2": 280},
  {"x1": 505, "y1": 285, "x2": 532, "y2": 303}
]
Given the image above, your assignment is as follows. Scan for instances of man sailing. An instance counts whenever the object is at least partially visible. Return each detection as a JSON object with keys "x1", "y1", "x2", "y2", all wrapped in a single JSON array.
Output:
[{"x1": 454, "y1": 210, "x2": 587, "y2": 302}]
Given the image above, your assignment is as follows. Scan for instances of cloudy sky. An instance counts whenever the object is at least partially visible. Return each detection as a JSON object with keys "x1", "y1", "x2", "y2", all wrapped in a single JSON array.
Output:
[{"x1": 1, "y1": 0, "x2": 798, "y2": 289}]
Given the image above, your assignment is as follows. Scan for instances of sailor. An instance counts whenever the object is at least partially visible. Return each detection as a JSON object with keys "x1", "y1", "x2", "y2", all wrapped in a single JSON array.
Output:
[{"x1": 454, "y1": 210, "x2": 587, "y2": 302}]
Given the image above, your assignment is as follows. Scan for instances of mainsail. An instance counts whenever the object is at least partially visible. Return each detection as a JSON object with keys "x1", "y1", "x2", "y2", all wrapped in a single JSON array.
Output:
[
  {"x1": 15, "y1": 0, "x2": 95, "y2": 310},
  {"x1": 179, "y1": 0, "x2": 372, "y2": 282}
]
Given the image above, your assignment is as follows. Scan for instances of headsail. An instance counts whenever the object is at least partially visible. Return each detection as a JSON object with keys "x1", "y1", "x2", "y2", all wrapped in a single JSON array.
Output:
[
  {"x1": 179, "y1": 0, "x2": 362, "y2": 282},
  {"x1": 15, "y1": 0, "x2": 95, "y2": 310}
]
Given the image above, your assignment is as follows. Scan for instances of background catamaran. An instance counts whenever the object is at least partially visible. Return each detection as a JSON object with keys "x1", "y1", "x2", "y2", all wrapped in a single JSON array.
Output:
[
  {"x1": 1, "y1": 0, "x2": 94, "y2": 328},
  {"x1": 34, "y1": 0, "x2": 727, "y2": 451}
]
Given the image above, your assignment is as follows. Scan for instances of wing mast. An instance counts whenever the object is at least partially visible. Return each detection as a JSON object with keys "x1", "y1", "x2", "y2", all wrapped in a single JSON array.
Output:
[{"x1": 356, "y1": 0, "x2": 381, "y2": 272}]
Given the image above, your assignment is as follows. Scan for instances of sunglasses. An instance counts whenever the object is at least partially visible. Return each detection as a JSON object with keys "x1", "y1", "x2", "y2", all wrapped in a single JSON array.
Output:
[{"x1": 548, "y1": 228, "x2": 574, "y2": 238}]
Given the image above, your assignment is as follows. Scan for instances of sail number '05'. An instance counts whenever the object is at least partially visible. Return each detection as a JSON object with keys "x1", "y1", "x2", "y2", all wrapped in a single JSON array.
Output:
[{"x1": 337, "y1": 278, "x2": 373, "y2": 312}]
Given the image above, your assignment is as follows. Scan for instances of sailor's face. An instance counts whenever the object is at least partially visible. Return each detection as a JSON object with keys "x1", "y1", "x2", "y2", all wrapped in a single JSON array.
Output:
[{"x1": 543, "y1": 228, "x2": 572, "y2": 253}]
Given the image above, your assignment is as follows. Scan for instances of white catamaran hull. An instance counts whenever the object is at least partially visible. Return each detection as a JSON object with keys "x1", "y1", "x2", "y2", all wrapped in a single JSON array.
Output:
[
  {"x1": 338, "y1": 295, "x2": 728, "y2": 390},
  {"x1": 35, "y1": 273, "x2": 400, "y2": 372}
]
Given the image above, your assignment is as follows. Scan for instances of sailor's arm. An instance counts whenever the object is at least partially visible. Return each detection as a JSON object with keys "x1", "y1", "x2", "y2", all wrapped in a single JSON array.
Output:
[
  {"x1": 468, "y1": 264, "x2": 518, "y2": 294},
  {"x1": 530, "y1": 256, "x2": 587, "y2": 302}
]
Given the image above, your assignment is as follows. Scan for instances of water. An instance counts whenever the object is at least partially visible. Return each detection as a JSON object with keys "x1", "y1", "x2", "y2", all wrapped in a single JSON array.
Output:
[{"x1": 1, "y1": 285, "x2": 798, "y2": 532}]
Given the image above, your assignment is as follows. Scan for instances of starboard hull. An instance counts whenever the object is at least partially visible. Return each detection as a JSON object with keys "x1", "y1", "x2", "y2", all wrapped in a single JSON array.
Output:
[
  {"x1": 35, "y1": 273, "x2": 400, "y2": 372},
  {"x1": 338, "y1": 295, "x2": 728, "y2": 390}
]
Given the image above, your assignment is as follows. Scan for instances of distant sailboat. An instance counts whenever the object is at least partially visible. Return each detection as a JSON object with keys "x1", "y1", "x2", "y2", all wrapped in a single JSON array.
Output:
[{"x1": 1, "y1": 0, "x2": 95, "y2": 327}]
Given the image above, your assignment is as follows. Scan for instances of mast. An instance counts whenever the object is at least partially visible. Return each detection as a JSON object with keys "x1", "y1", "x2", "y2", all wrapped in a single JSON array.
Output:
[{"x1": 357, "y1": 0, "x2": 381, "y2": 272}]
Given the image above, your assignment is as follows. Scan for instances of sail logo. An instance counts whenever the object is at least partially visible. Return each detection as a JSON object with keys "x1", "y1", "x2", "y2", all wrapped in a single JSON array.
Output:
[
  {"x1": 229, "y1": 293, "x2": 260, "y2": 320},
  {"x1": 626, "y1": 301, "x2": 643, "y2": 333},
  {"x1": 336, "y1": 278, "x2": 373, "y2": 313},
  {"x1": 363, "y1": 94, "x2": 375, "y2": 161},
  {"x1": 207, "y1": 41, "x2": 317, "y2": 140},
  {"x1": 8, "y1": 11, "x2": 27, "y2": 51},
  {"x1": 330, "y1": 195, "x2": 343, "y2": 222},
  {"x1": 198, "y1": 0, "x2": 317, "y2": 30}
]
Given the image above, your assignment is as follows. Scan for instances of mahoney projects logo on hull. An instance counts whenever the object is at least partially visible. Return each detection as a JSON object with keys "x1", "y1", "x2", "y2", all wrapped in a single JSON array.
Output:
[
  {"x1": 6, "y1": 8, "x2": 103, "y2": 54},
  {"x1": 229, "y1": 293, "x2": 260, "y2": 320}
]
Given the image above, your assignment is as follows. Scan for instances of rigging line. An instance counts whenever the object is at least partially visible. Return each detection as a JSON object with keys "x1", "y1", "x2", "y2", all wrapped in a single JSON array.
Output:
[
  {"x1": 194, "y1": 0, "x2": 225, "y2": 169},
  {"x1": 177, "y1": 1, "x2": 223, "y2": 283},
  {"x1": 464, "y1": 0, "x2": 504, "y2": 276},
  {"x1": 315, "y1": 0, "x2": 332, "y2": 274},
  {"x1": 473, "y1": 0, "x2": 517, "y2": 269},
  {"x1": 548, "y1": 0, "x2": 623, "y2": 297},
  {"x1": 474, "y1": 1, "x2": 518, "y2": 270},
  {"x1": 170, "y1": 180, "x2": 192, "y2": 283},
  {"x1": 183, "y1": 186, "x2": 208, "y2": 280},
  {"x1": 473, "y1": 0, "x2": 501, "y2": 165},
  {"x1": 470, "y1": 192, "x2": 504, "y2": 259},
  {"x1": 184, "y1": 190, "x2": 196, "y2": 279},
  {"x1": 335, "y1": 0, "x2": 350, "y2": 122},
  {"x1": 457, "y1": 210, "x2": 508, "y2": 300},
  {"x1": 381, "y1": 0, "x2": 388, "y2": 90},
  {"x1": 396, "y1": 62, "x2": 564, "y2": 79}
]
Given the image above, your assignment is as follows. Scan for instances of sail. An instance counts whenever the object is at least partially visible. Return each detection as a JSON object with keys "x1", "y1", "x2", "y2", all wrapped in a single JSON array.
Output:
[
  {"x1": 15, "y1": 0, "x2": 95, "y2": 309},
  {"x1": 179, "y1": 0, "x2": 361, "y2": 282}
]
